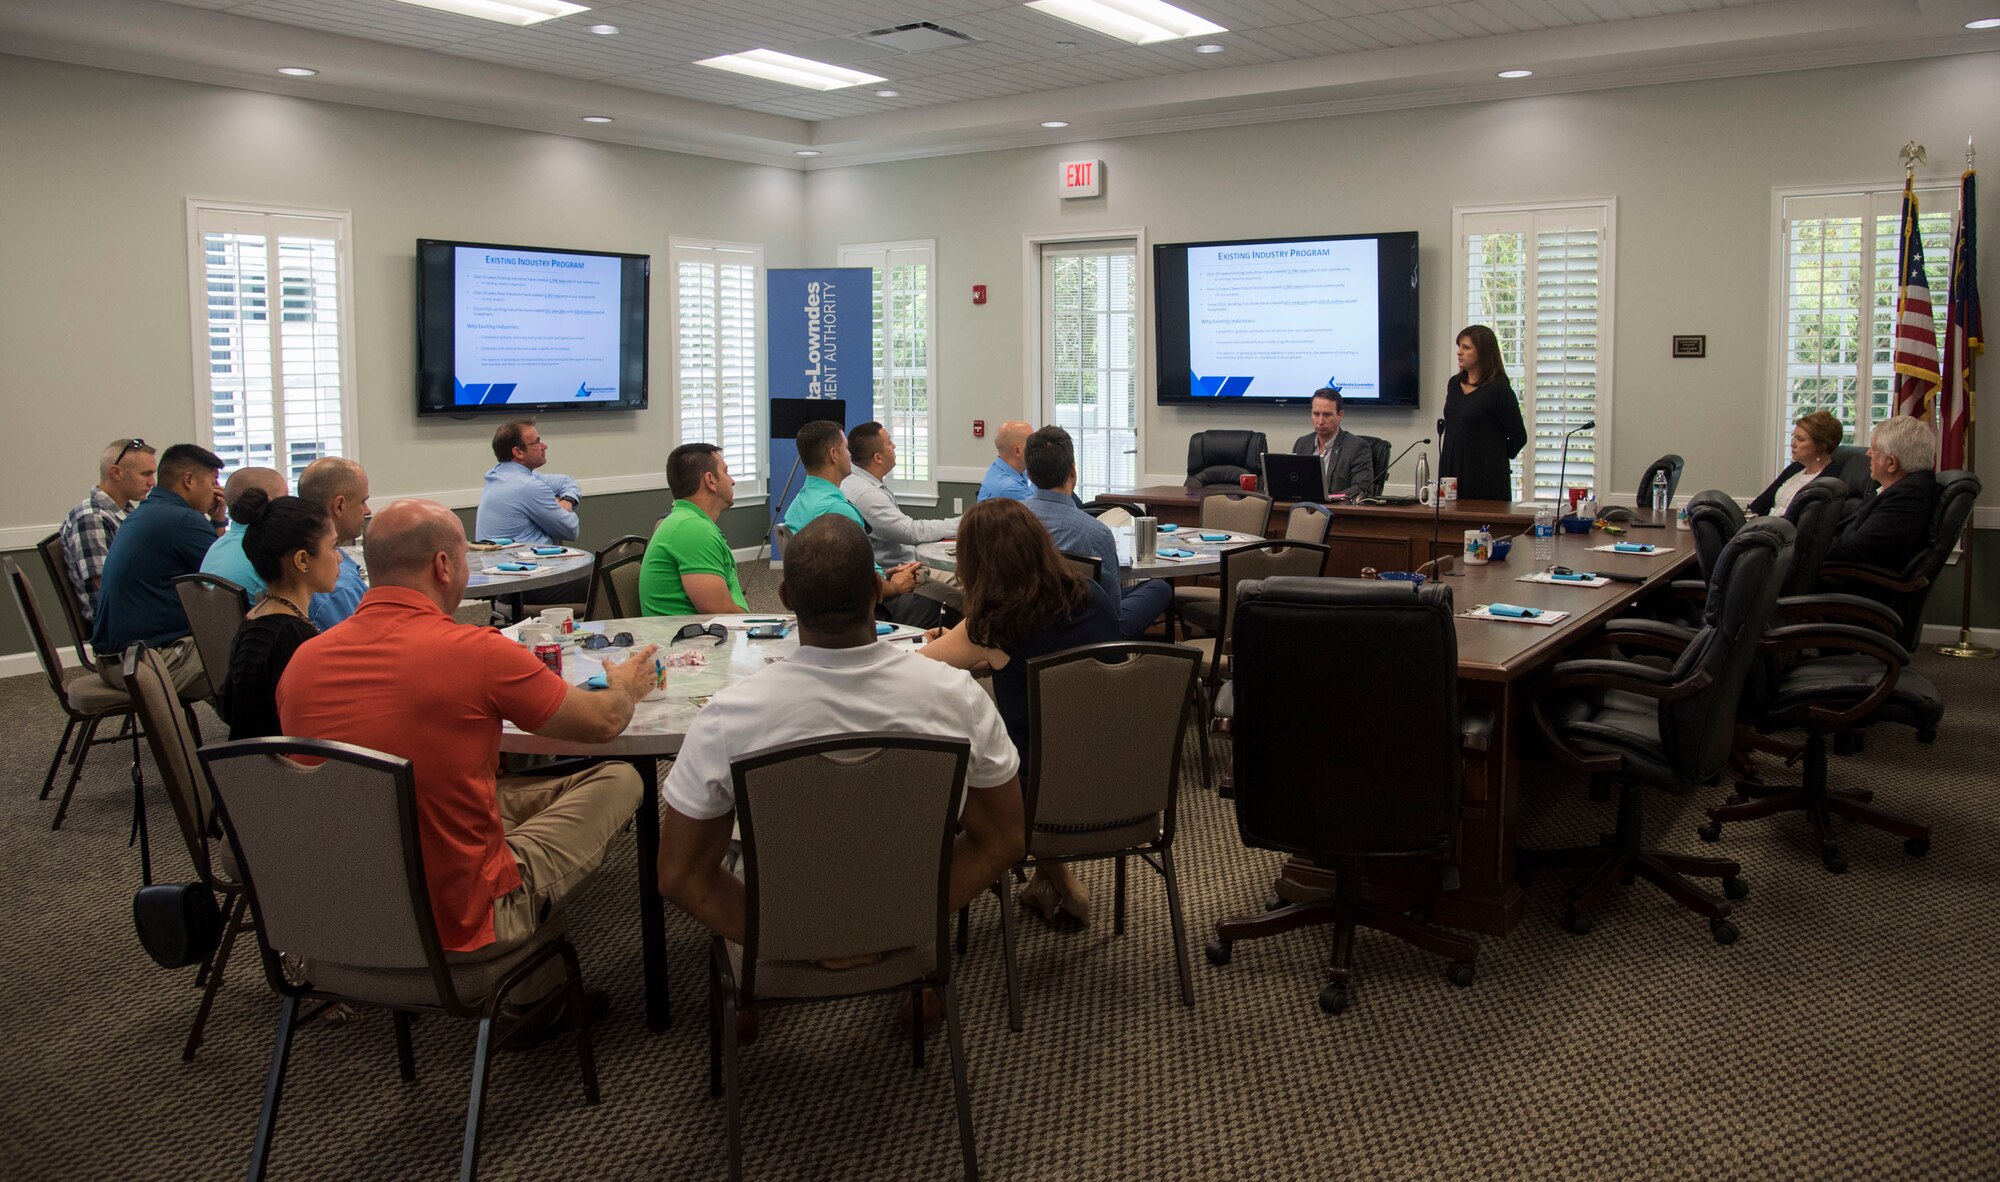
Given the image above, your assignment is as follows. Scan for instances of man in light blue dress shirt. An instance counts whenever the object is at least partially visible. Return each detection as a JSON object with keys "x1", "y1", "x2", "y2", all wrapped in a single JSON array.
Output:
[
  {"x1": 475, "y1": 420, "x2": 583, "y2": 545},
  {"x1": 201, "y1": 465, "x2": 289, "y2": 598},
  {"x1": 977, "y1": 420, "x2": 1036, "y2": 503},
  {"x1": 1021, "y1": 426, "x2": 1171, "y2": 639},
  {"x1": 297, "y1": 457, "x2": 371, "y2": 630}
]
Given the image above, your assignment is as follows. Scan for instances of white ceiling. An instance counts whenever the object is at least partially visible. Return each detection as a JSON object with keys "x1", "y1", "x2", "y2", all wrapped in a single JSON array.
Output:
[{"x1": 2, "y1": 0, "x2": 1994, "y2": 166}]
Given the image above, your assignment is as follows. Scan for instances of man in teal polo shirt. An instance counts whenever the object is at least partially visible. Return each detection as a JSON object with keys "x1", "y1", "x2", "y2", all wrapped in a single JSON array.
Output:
[
  {"x1": 639, "y1": 443, "x2": 747, "y2": 616},
  {"x1": 781, "y1": 419, "x2": 945, "y2": 628}
]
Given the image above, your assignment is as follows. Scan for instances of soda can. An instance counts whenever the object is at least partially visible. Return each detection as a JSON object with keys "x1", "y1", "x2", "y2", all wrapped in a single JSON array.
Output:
[{"x1": 533, "y1": 640, "x2": 562, "y2": 676}]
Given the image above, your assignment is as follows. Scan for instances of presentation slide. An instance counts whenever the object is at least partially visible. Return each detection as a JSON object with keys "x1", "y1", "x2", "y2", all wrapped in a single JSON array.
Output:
[
  {"x1": 453, "y1": 246, "x2": 625, "y2": 406},
  {"x1": 1185, "y1": 237, "x2": 1380, "y2": 399}
]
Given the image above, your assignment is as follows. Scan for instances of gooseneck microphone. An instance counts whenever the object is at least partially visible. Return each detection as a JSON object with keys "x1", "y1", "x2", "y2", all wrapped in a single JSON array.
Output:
[
  {"x1": 1383, "y1": 437, "x2": 1432, "y2": 474},
  {"x1": 1556, "y1": 419, "x2": 1598, "y2": 518}
]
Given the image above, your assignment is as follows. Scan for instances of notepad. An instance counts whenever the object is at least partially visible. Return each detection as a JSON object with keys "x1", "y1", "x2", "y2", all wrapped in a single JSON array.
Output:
[
  {"x1": 1461, "y1": 604, "x2": 1569, "y2": 626},
  {"x1": 1518, "y1": 571, "x2": 1612, "y2": 588}
]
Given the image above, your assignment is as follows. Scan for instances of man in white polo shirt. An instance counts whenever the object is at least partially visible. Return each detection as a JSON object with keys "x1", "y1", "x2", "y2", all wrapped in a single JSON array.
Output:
[
  {"x1": 656, "y1": 514, "x2": 1025, "y2": 957},
  {"x1": 838, "y1": 420, "x2": 963, "y2": 623}
]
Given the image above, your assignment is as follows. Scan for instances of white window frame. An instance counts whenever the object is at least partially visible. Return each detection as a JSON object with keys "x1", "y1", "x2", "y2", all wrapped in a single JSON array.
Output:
[
  {"x1": 669, "y1": 238, "x2": 766, "y2": 504},
  {"x1": 185, "y1": 199, "x2": 359, "y2": 478},
  {"x1": 1766, "y1": 181, "x2": 1957, "y2": 476},
  {"x1": 838, "y1": 239, "x2": 938, "y2": 504},
  {"x1": 1452, "y1": 198, "x2": 1617, "y2": 504},
  {"x1": 1022, "y1": 227, "x2": 1149, "y2": 497}
]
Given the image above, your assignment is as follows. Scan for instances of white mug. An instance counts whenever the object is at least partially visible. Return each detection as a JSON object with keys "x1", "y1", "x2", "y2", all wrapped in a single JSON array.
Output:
[
  {"x1": 540, "y1": 607, "x2": 575, "y2": 634},
  {"x1": 1462, "y1": 529, "x2": 1491, "y2": 565},
  {"x1": 518, "y1": 624, "x2": 554, "y2": 647}
]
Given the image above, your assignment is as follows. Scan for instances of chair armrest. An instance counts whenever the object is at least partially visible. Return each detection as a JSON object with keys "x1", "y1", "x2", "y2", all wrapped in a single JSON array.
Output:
[
  {"x1": 1527, "y1": 660, "x2": 1715, "y2": 776},
  {"x1": 1775, "y1": 594, "x2": 1903, "y2": 637},
  {"x1": 1602, "y1": 618, "x2": 1697, "y2": 656},
  {"x1": 1817, "y1": 564, "x2": 1929, "y2": 595},
  {"x1": 1669, "y1": 578, "x2": 1707, "y2": 602},
  {"x1": 1757, "y1": 624, "x2": 1908, "y2": 727}
]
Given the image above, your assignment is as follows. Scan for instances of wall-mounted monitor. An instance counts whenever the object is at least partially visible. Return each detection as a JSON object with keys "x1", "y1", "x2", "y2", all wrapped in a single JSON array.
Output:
[
  {"x1": 416, "y1": 238, "x2": 650, "y2": 416},
  {"x1": 1153, "y1": 231, "x2": 1419, "y2": 409}
]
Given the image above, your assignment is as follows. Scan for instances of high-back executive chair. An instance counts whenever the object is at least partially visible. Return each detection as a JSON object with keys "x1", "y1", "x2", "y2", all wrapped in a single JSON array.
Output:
[
  {"x1": 1816, "y1": 471, "x2": 1983, "y2": 653},
  {"x1": 1635, "y1": 454, "x2": 1686, "y2": 508},
  {"x1": 1185, "y1": 430, "x2": 1268, "y2": 490}
]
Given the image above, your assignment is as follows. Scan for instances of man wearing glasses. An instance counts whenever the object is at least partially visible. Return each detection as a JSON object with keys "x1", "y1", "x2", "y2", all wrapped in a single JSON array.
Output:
[
  {"x1": 59, "y1": 438, "x2": 157, "y2": 625},
  {"x1": 91, "y1": 442, "x2": 225, "y2": 693}
]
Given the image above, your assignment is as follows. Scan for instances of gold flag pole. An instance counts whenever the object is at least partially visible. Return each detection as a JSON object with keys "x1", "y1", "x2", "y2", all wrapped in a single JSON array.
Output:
[{"x1": 1935, "y1": 136, "x2": 1993, "y2": 659}]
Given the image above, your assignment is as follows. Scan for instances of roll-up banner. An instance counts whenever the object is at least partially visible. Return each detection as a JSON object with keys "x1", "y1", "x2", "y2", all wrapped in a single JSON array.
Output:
[{"x1": 766, "y1": 268, "x2": 873, "y2": 525}]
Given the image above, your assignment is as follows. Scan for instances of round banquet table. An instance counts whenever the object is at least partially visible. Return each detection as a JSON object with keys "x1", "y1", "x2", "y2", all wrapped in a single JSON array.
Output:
[
  {"x1": 915, "y1": 525, "x2": 1267, "y2": 582},
  {"x1": 341, "y1": 543, "x2": 596, "y2": 600}
]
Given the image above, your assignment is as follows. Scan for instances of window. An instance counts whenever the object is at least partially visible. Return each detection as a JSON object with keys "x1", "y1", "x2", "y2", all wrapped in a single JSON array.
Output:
[
  {"x1": 187, "y1": 202, "x2": 355, "y2": 484},
  {"x1": 1454, "y1": 200, "x2": 1616, "y2": 502},
  {"x1": 839, "y1": 240, "x2": 937, "y2": 497},
  {"x1": 1039, "y1": 240, "x2": 1140, "y2": 499},
  {"x1": 1773, "y1": 186, "x2": 1954, "y2": 470},
  {"x1": 672, "y1": 240, "x2": 763, "y2": 497}
]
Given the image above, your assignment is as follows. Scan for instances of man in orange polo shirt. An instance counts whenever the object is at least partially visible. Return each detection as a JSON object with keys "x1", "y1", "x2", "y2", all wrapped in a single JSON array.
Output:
[{"x1": 278, "y1": 498, "x2": 659, "y2": 1035}]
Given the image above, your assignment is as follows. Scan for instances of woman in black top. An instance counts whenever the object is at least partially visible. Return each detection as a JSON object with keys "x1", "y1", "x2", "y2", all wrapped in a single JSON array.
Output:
[
  {"x1": 1439, "y1": 324, "x2": 1528, "y2": 502},
  {"x1": 919, "y1": 498, "x2": 1117, "y2": 926},
  {"x1": 219, "y1": 491, "x2": 342, "y2": 741}
]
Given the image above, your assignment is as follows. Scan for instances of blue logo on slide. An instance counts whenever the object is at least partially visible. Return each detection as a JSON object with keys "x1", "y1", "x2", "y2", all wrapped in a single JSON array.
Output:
[
  {"x1": 454, "y1": 377, "x2": 518, "y2": 406},
  {"x1": 577, "y1": 382, "x2": 589, "y2": 399},
  {"x1": 1190, "y1": 372, "x2": 1255, "y2": 398}
]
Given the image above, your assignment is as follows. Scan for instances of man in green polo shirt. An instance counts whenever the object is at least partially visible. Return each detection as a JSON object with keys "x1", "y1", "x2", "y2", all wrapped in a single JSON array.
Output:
[
  {"x1": 639, "y1": 443, "x2": 747, "y2": 616},
  {"x1": 781, "y1": 419, "x2": 945, "y2": 627}
]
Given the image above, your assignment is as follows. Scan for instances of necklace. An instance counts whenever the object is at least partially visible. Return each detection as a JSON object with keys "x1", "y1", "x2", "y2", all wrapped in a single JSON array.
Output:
[{"x1": 265, "y1": 593, "x2": 309, "y2": 621}]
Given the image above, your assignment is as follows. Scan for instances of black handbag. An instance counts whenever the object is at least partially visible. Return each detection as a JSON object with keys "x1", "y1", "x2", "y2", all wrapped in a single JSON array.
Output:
[{"x1": 134, "y1": 882, "x2": 224, "y2": 969}]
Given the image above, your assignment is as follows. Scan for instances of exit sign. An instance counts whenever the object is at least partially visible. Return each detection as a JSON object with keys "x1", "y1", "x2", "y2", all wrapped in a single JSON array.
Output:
[{"x1": 1060, "y1": 159, "x2": 1102, "y2": 199}]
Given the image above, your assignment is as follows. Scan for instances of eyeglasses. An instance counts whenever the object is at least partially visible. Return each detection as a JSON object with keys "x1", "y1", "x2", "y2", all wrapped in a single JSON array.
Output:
[
  {"x1": 577, "y1": 631, "x2": 634, "y2": 651},
  {"x1": 113, "y1": 438, "x2": 146, "y2": 464},
  {"x1": 672, "y1": 622, "x2": 729, "y2": 647}
]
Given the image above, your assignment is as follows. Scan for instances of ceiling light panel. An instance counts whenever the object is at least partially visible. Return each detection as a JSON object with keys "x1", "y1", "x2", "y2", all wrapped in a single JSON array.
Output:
[
  {"x1": 1023, "y1": 0, "x2": 1226, "y2": 46},
  {"x1": 695, "y1": 49, "x2": 888, "y2": 91},
  {"x1": 383, "y1": 0, "x2": 587, "y2": 28}
]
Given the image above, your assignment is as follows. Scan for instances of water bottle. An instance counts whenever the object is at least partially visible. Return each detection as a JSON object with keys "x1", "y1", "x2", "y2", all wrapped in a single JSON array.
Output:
[
  {"x1": 1650, "y1": 468, "x2": 1670, "y2": 518},
  {"x1": 1534, "y1": 505, "x2": 1556, "y2": 564},
  {"x1": 1415, "y1": 450, "x2": 1431, "y2": 504}
]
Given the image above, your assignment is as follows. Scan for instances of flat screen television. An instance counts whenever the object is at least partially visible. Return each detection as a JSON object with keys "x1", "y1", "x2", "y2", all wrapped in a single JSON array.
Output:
[
  {"x1": 1153, "y1": 231, "x2": 1419, "y2": 408},
  {"x1": 416, "y1": 238, "x2": 650, "y2": 416}
]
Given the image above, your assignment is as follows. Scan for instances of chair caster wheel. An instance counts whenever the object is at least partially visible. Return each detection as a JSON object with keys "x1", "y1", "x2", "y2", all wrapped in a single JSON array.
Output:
[
  {"x1": 1822, "y1": 850, "x2": 1848, "y2": 875},
  {"x1": 1697, "y1": 821, "x2": 1722, "y2": 843},
  {"x1": 1709, "y1": 918, "x2": 1739, "y2": 945},
  {"x1": 1318, "y1": 984, "x2": 1348, "y2": 1014},
  {"x1": 1446, "y1": 961, "x2": 1475, "y2": 988},
  {"x1": 1722, "y1": 876, "x2": 1749, "y2": 901},
  {"x1": 1904, "y1": 836, "x2": 1930, "y2": 857},
  {"x1": 1264, "y1": 893, "x2": 1285, "y2": 912},
  {"x1": 1204, "y1": 940, "x2": 1232, "y2": 966},
  {"x1": 1563, "y1": 911, "x2": 1592, "y2": 936}
]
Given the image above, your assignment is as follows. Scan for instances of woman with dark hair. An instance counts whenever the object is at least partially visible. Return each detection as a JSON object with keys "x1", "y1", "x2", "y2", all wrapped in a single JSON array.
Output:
[
  {"x1": 1749, "y1": 410, "x2": 1844, "y2": 516},
  {"x1": 217, "y1": 490, "x2": 341, "y2": 741},
  {"x1": 1438, "y1": 324, "x2": 1528, "y2": 503},
  {"x1": 919, "y1": 497, "x2": 1117, "y2": 926}
]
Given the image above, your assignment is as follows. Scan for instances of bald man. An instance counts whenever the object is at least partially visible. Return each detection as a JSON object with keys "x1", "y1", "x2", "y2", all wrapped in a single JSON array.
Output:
[
  {"x1": 278, "y1": 499, "x2": 655, "y2": 1033},
  {"x1": 977, "y1": 420, "x2": 1036, "y2": 503},
  {"x1": 297, "y1": 456, "x2": 372, "y2": 629},
  {"x1": 199, "y1": 466, "x2": 289, "y2": 599}
]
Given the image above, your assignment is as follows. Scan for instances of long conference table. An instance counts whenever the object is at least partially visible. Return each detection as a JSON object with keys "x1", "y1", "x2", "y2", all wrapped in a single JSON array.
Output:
[{"x1": 496, "y1": 526, "x2": 1691, "y2": 1027}]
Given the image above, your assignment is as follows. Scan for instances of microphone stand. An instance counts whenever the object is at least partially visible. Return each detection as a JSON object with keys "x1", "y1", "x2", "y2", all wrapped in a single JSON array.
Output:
[{"x1": 1555, "y1": 419, "x2": 1597, "y2": 521}]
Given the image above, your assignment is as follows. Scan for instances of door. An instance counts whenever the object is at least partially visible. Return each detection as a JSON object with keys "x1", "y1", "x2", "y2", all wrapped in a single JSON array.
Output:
[{"x1": 1038, "y1": 239, "x2": 1140, "y2": 499}]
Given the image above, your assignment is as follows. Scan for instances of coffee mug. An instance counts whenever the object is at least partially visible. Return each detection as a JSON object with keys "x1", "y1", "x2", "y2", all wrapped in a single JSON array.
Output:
[
  {"x1": 1238, "y1": 473, "x2": 1258, "y2": 491},
  {"x1": 1676, "y1": 506, "x2": 1691, "y2": 531},
  {"x1": 540, "y1": 607, "x2": 575, "y2": 634},
  {"x1": 644, "y1": 654, "x2": 669, "y2": 701},
  {"x1": 1439, "y1": 476, "x2": 1459, "y2": 502},
  {"x1": 1462, "y1": 529, "x2": 1491, "y2": 564},
  {"x1": 519, "y1": 624, "x2": 554, "y2": 647}
]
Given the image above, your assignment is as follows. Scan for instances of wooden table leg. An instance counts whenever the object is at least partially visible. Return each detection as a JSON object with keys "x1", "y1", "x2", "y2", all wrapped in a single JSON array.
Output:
[{"x1": 632, "y1": 756, "x2": 671, "y2": 1030}]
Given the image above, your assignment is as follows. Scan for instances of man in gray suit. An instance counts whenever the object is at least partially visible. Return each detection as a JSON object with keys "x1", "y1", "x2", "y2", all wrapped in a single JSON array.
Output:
[{"x1": 1290, "y1": 387, "x2": 1376, "y2": 499}]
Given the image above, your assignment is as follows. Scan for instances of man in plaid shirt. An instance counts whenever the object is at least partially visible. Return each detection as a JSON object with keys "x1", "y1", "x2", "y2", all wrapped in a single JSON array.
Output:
[{"x1": 59, "y1": 438, "x2": 157, "y2": 624}]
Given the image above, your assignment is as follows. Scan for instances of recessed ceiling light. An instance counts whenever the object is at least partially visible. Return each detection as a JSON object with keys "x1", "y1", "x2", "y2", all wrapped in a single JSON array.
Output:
[
  {"x1": 1497, "y1": 69, "x2": 1533, "y2": 78},
  {"x1": 586, "y1": 23, "x2": 619, "y2": 35},
  {"x1": 1026, "y1": 0, "x2": 1227, "y2": 46},
  {"x1": 276, "y1": 66, "x2": 319, "y2": 77},
  {"x1": 580, "y1": 115, "x2": 614, "y2": 123},
  {"x1": 1193, "y1": 43, "x2": 1224, "y2": 53},
  {"x1": 1966, "y1": 17, "x2": 2000, "y2": 28},
  {"x1": 875, "y1": 88, "x2": 902, "y2": 97},
  {"x1": 382, "y1": 0, "x2": 587, "y2": 27},
  {"x1": 697, "y1": 49, "x2": 888, "y2": 91},
  {"x1": 1041, "y1": 120, "x2": 1070, "y2": 128},
  {"x1": 795, "y1": 149, "x2": 822, "y2": 157}
]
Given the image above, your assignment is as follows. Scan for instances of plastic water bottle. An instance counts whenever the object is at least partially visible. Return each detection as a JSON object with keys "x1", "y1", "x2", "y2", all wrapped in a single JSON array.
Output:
[
  {"x1": 1534, "y1": 505, "x2": 1556, "y2": 564},
  {"x1": 1651, "y1": 469, "x2": 1670, "y2": 518}
]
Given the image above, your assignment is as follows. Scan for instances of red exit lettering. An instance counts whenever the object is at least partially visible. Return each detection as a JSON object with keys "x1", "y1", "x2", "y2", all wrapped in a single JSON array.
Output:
[{"x1": 1066, "y1": 162, "x2": 1092, "y2": 188}]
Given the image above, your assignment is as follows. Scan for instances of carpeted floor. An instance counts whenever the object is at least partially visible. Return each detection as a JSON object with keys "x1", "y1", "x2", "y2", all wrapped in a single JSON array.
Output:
[{"x1": 2, "y1": 562, "x2": 1996, "y2": 1180}]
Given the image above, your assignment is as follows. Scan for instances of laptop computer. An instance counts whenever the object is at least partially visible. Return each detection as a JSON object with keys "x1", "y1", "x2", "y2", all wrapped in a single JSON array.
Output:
[{"x1": 1262, "y1": 452, "x2": 1327, "y2": 503}]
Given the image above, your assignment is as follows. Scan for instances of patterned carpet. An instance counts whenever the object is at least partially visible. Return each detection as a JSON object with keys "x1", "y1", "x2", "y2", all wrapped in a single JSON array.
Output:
[{"x1": 2, "y1": 564, "x2": 1996, "y2": 1180}]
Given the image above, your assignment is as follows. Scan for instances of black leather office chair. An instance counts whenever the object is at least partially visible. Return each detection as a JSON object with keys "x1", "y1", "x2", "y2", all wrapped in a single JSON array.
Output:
[
  {"x1": 1777, "y1": 477, "x2": 1848, "y2": 595},
  {"x1": 1816, "y1": 471, "x2": 1983, "y2": 652},
  {"x1": 1826, "y1": 445, "x2": 1875, "y2": 504},
  {"x1": 1204, "y1": 577, "x2": 1475, "y2": 1014},
  {"x1": 1185, "y1": 431, "x2": 1268, "y2": 490},
  {"x1": 1635, "y1": 454, "x2": 1686, "y2": 507},
  {"x1": 1685, "y1": 490, "x2": 1746, "y2": 584},
  {"x1": 1355, "y1": 435, "x2": 1392, "y2": 496},
  {"x1": 1526, "y1": 519, "x2": 1795, "y2": 945}
]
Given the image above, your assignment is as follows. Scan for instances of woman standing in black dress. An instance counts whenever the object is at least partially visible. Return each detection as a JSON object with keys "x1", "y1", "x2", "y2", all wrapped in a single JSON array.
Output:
[{"x1": 1439, "y1": 324, "x2": 1527, "y2": 502}]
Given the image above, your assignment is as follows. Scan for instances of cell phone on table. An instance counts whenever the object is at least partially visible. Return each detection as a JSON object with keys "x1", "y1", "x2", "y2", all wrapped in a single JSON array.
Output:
[{"x1": 747, "y1": 623, "x2": 790, "y2": 640}]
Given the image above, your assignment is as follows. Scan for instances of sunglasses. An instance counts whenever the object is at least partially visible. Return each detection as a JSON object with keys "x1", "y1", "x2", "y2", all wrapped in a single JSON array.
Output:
[
  {"x1": 113, "y1": 438, "x2": 146, "y2": 465},
  {"x1": 672, "y1": 622, "x2": 729, "y2": 647},
  {"x1": 577, "y1": 631, "x2": 634, "y2": 651}
]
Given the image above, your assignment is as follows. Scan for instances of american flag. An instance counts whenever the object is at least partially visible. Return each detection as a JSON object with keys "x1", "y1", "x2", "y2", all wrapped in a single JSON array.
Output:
[
  {"x1": 1939, "y1": 168, "x2": 1981, "y2": 471},
  {"x1": 1891, "y1": 176, "x2": 1942, "y2": 418}
]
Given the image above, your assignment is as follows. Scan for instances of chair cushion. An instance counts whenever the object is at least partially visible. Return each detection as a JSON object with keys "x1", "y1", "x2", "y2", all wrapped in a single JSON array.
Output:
[
  {"x1": 726, "y1": 940, "x2": 935, "y2": 1000},
  {"x1": 306, "y1": 920, "x2": 563, "y2": 1008},
  {"x1": 1545, "y1": 689, "x2": 1680, "y2": 791},
  {"x1": 1760, "y1": 656, "x2": 1944, "y2": 736},
  {"x1": 1029, "y1": 814, "x2": 1162, "y2": 857},
  {"x1": 65, "y1": 677, "x2": 131, "y2": 714},
  {"x1": 1178, "y1": 597, "x2": 1222, "y2": 634}
]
